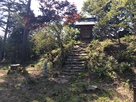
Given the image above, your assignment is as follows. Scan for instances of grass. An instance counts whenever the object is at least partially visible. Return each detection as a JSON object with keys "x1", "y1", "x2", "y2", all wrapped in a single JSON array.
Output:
[{"x1": 0, "y1": 36, "x2": 136, "y2": 102}]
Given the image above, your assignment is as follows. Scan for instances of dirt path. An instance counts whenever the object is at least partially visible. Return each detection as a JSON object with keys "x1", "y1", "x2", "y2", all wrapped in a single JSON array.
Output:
[
  {"x1": 26, "y1": 67, "x2": 43, "y2": 77},
  {"x1": 0, "y1": 70, "x2": 7, "y2": 83}
]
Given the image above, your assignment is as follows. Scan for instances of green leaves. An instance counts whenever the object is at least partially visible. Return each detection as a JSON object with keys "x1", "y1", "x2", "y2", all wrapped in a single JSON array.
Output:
[
  {"x1": 32, "y1": 29, "x2": 58, "y2": 56},
  {"x1": 82, "y1": 0, "x2": 134, "y2": 42}
]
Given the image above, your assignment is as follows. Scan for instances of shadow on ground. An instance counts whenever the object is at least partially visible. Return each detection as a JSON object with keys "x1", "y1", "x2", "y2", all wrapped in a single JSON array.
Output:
[{"x1": 0, "y1": 69, "x2": 134, "y2": 102}]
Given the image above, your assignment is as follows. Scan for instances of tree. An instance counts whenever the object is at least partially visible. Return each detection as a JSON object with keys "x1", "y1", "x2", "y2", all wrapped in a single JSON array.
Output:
[
  {"x1": 32, "y1": 27, "x2": 58, "y2": 57},
  {"x1": 0, "y1": 0, "x2": 80, "y2": 63},
  {"x1": 125, "y1": 0, "x2": 136, "y2": 40},
  {"x1": 82, "y1": 0, "x2": 108, "y2": 15},
  {"x1": 0, "y1": 0, "x2": 13, "y2": 60},
  {"x1": 6, "y1": 27, "x2": 24, "y2": 63},
  {"x1": 0, "y1": 0, "x2": 28, "y2": 61},
  {"x1": 82, "y1": 0, "x2": 134, "y2": 44},
  {"x1": 36, "y1": 0, "x2": 80, "y2": 59},
  {"x1": 21, "y1": 0, "x2": 32, "y2": 63}
]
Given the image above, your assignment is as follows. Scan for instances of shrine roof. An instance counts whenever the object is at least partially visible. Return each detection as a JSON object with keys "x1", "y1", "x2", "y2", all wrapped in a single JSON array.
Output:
[{"x1": 75, "y1": 15, "x2": 97, "y2": 26}]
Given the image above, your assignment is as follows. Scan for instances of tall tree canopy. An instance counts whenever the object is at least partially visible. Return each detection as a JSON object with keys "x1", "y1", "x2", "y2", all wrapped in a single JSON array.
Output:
[{"x1": 82, "y1": 0, "x2": 136, "y2": 43}]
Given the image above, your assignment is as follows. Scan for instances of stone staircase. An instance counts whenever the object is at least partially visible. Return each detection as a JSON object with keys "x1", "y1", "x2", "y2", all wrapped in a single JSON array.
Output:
[{"x1": 61, "y1": 42, "x2": 88, "y2": 76}]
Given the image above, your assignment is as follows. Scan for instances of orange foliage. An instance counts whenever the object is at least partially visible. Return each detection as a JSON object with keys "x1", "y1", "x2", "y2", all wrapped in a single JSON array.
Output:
[
  {"x1": 64, "y1": 12, "x2": 81, "y2": 25},
  {"x1": 24, "y1": 18, "x2": 30, "y2": 25}
]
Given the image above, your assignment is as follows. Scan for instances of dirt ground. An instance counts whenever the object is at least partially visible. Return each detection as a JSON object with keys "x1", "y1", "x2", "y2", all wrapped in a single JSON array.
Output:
[{"x1": 0, "y1": 69, "x2": 134, "y2": 102}]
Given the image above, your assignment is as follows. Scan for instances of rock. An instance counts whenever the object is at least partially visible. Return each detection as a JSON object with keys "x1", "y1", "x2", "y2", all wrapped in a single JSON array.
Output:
[
  {"x1": 50, "y1": 77, "x2": 69, "y2": 84},
  {"x1": 57, "y1": 78, "x2": 69, "y2": 84}
]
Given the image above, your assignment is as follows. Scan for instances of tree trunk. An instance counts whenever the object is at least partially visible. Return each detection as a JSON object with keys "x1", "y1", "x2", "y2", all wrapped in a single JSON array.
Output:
[
  {"x1": 21, "y1": 0, "x2": 31, "y2": 63},
  {"x1": 21, "y1": 28, "x2": 29, "y2": 63},
  {"x1": 57, "y1": 34, "x2": 64, "y2": 59},
  {"x1": 52, "y1": 24, "x2": 64, "y2": 59}
]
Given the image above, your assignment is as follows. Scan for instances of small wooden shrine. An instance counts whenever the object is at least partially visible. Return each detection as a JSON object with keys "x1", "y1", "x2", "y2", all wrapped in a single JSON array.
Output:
[{"x1": 75, "y1": 15, "x2": 97, "y2": 41}]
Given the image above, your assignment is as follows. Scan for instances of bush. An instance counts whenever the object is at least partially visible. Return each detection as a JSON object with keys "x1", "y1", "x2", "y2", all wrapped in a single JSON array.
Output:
[
  {"x1": 87, "y1": 41, "x2": 119, "y2": 80},
  {"x1": 122, "y1": 35, "x2": 133, "y2": 42},
  {"x1": 115, "y1": 50, "x2": 133, "y2": 62},
  {"x1": 103, "y1": 43, "x2": 112, "y2": 51},
  {"x1": 88, "y1": 51, "x2": 118, "y2": 79},
  {"x1": 89, "y1": 40, "x2": 102, "y2": 53},
  {"x1": 64, "y1": 40, "x2": 74, "y2": 57},
  {"x1": 90, "y1": 40, "x2": 100, "y2": 47},
  {"x1": 115, "y1": 44, "x2": 136, "y2": 64},
  {"x1": 119, "y1": 62, "x2": 130, "y2": 74}
]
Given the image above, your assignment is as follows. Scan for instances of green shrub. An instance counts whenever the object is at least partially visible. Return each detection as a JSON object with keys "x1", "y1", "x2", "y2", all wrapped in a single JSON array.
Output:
[
  {"x1": 115, "y1": 50, "x2": 133, "y2": 62},
  {"x1": 87, "y1": 40, "x2": 119, "y2": 80},
  {"x1": 90, "y1": 40, "x2": 100, "y2": 49},
  {"x1": 119, "y1": 62, "x2": 130, "y2": 74},
  {"x1": 122, "y1": 35, "x2": 133, "y2": 42},
  {"x1": 103, "y1": 43, "x2": 112, "y2": 51},
  {"x1": 64, "y1": 40, "x2": 74, "y2": 57},
  {"x1": 115, "y1": 46, "x2": 136, "y2": 64},
  {"x1": 89, "y1": 52, "x2": 118, "y2": 79},
  {"x1": 91, "y1": 39, "x2": 100, "y2": 44}
]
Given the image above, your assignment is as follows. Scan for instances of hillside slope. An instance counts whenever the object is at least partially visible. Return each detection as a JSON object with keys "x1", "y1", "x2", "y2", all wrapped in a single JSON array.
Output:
[{"x1": 0, "y1": 36, "x2": 136, "y2": 102}]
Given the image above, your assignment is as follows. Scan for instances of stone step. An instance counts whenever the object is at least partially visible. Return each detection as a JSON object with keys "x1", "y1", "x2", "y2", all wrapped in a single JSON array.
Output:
[
  {"x1": 63, "y1": 64, "x2": 84, "y2": 68},
  {"x1": 75, "y1": 42, "x2": 87, "y2": 45},
  {"x1": 70, "y1": 51, "x2": 87, "y2": 54},
  {"x1": 74, "y1": 43, "x2": 81, "y2": 45},
  {"x1": 67, "y1": 56, "x2": 82, "y2": 59},
  {"x1": 73, "y1": 45, "x2": 80, "y2": 48},
  {"x1": 61, "y1": 71, "x2": 82, "y2": 75},
  {"x1": 71, "y1": 48, "x2": 82, "y2": 51},
  {"x1": 62, "y1": 69, "x2": 83, "y2": 72},
  {"x1": 71, "y1": 48, "x2": 85, "y2": 52},
  {"x1": 74, "y1": 44, "x2": 87, "y2": 47},
  {"x1": 69, "y1": 53, "x2": 87, "y2": 56},
  {"x1": 80, "y1": 45, "x2": 88, "y2": 47},
  {"x1": 60, "y1": 42, "x2": 88, "y2": 76},
  {"x1": 80, "y1": 53, "x2": 88, "y2": 56},
  {"x1": 72, "y1": 47, "x2": 83, "y2": 50},
  {"x1": 70, "y1": 52, "x2": 87, "y2": 55},
  {"x1": 66, "y1": 58, "x2": 84, "y2": 61},
  {"x1": 77, "y1": 52, "x2": 88, "y2": 55},
  {"x1": 62, "y1": 66, "x2": 84, "y2": 70},
  {"x1": 73, "y1": 46, "x2": 87, "y2": 49},
  {"x1": 67, "y1": 58, "x2": 85, "y2": 61},
  {"x1": 65, "y1": 60, "x2": 85, "y2": 64}
]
